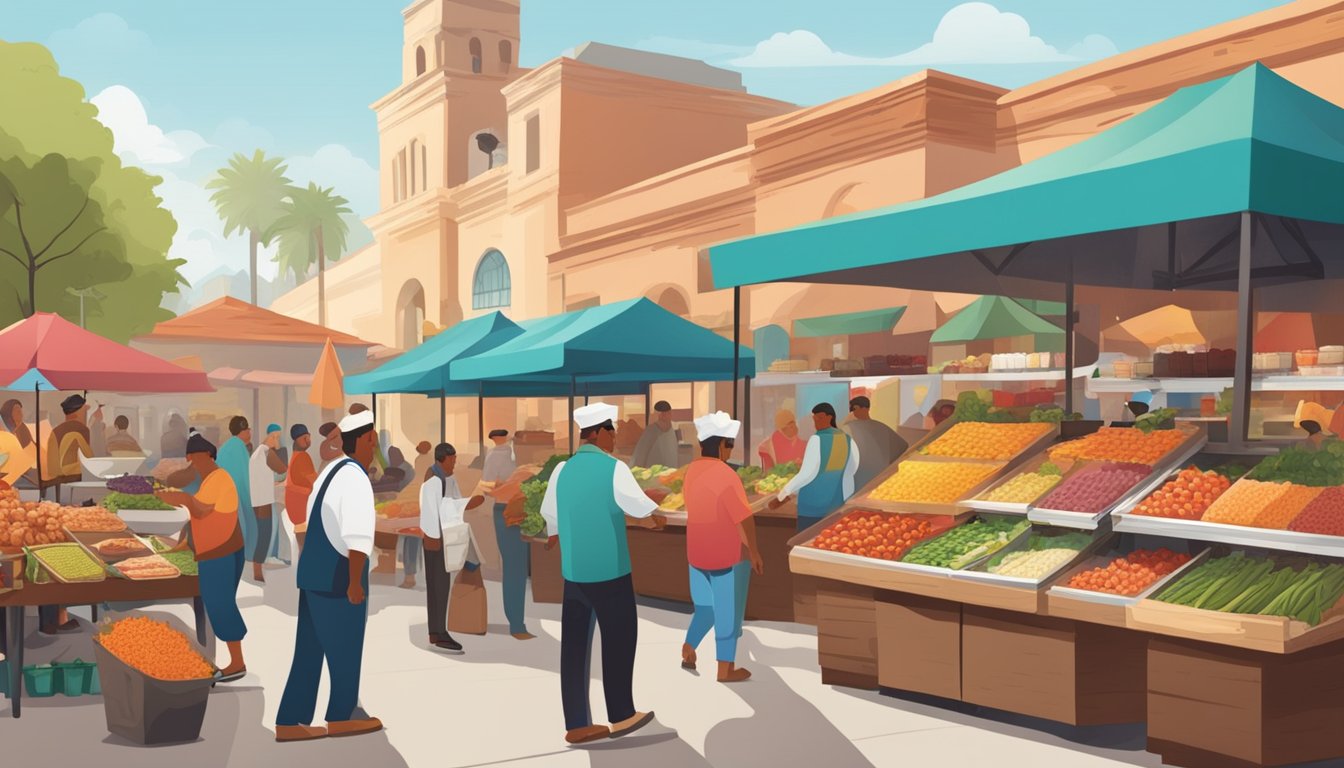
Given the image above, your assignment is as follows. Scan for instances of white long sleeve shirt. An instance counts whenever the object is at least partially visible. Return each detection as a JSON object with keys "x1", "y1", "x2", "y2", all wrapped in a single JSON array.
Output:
[
  {"x1": 308, "y1": 459, "x2": 376, "y2": 556},
  {"x1": 540, "y1": 458, "x2": 656, "y2": 538},
  {"x1": 779, "y1": 433, "x2": 862, "y2": 501},
  {"x1": 419, "y1": 472, "x2": 463, "y2": 539}
]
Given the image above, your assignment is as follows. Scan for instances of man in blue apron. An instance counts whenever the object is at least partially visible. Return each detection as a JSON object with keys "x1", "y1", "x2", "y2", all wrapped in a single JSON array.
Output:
[
  {"x1": 274, "y1": 410, "x2": 382, "y2": 742},
  {"x1": 775, "y1": 402, "x2": 861, "y2": 532},
  {"x1": 540, "y1": 402, "x2": 666, "y2": 745}
]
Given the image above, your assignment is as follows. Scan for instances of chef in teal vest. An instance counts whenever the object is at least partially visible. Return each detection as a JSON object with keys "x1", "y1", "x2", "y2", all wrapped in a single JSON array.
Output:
[
  {"x1": 540, "y1": 401, "x2": 667, "y2": 745},
  {"x1": 776, "y1": 402, "x2": 860, "y2": 532}
]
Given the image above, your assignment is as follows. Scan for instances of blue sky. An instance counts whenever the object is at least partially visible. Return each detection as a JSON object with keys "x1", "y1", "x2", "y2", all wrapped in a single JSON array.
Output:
[{"x1": 1, "y1": 0, "x2": 1289, "y2": 283}]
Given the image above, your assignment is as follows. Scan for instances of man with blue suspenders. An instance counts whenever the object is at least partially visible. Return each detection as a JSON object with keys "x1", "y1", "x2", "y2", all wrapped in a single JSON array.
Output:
[
  {"x1": 774, "y1": 403, "x2": 861, "y2": 532},
  {"x1": 274, "y1": 410, "x2": 383, "y2": 742},
  {"x1": 541, "y1": 402, "x2": 667, "y2": 745}
]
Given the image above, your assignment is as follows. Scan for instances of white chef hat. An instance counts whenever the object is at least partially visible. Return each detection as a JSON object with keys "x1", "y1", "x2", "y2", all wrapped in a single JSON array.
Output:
[
  {"x1": 694, "y1": 411, "x2": 741, "y2": 442},
  {"x1": 574, "y1": 402, "x2": 619, "y2": 429},
  {"x1": 338, "y1": 410, "x2": 375, "y2": 434}
]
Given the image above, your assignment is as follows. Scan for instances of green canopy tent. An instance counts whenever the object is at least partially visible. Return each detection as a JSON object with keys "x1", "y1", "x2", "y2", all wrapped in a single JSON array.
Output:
[
  {"x1": 452, "y1": 298, "x2": 756, "y2": 451},
  {"x1": 793, "y1": 307, "x2": 907, "y2": 338},
  {"x1": 930, "y1": 296, "x2": 1062, "y2": 344},
  {"x1": 708, "y1": 64, "x2": 1344, "y2": 441}
]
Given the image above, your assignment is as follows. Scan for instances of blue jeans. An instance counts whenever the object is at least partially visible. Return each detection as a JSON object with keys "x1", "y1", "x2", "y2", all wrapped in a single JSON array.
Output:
[
  {"x1": 492, "y1": 503, "x2": 530, "y2": 634},
  {"x1": 276, "y1": 590, "x2": 368, "y2": 725},
  {"x1": 401, "y1": 536, "x2": 420, "y2": 576},
  {"x1": 198, "y1": 548, "x2": 247, "y2": 642},
  {"x1": 686, "y1": 561, "x2": 750, "y2": 663}
]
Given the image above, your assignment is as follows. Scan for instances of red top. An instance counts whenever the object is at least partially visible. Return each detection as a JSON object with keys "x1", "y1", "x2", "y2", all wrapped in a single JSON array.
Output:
[
  {"x1": 285, "y1": 451, "x2": 318, "y2": 525},
  {"x1": 684, "y1": 458, "x2": 754, "y2": 570}
]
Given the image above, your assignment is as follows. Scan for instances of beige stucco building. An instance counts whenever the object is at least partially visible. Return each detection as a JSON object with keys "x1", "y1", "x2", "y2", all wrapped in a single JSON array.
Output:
[{"x1": 271, "y1": 0, "x2": 1344, "y2": 449}]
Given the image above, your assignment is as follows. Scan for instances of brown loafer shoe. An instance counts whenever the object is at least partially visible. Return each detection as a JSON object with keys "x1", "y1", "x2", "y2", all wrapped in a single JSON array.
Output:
[
  {"x1": 610, "y1": 711, "x2": 655, "y2": 738},
  {"x1": 276, "y1": 725, "x2": 327, "y2": 742},
  {"x1": 327, "y1": 717, "x2": 383, "y2": 738},
  {"x1": 565, "y1": 724, "x2": 611, "y2": 744}
]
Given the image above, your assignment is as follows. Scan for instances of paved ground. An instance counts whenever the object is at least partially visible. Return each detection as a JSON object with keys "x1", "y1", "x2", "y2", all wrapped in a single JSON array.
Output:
[{"x1": 7, "y1": 560, "x2": 1343, "y2": 767}]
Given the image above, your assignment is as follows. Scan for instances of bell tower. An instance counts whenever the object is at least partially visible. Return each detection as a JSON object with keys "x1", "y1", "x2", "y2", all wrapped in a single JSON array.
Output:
[{"x1": 401, "y1": 0, "x2": 520, "y2": 84}]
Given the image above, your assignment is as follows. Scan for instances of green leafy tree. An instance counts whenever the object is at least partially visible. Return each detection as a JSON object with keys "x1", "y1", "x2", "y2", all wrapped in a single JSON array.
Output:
[
  {"x1": 0, "y1": 154, "x2": 132, "y2": 317},
  {"x1": 273, "y1": 183, "x2": 351, "y2": 327},
  {"x1": 207, "y1": 150, "x2": 291, "y2": 305},
  {"x1": 0, "y1": 41, "x2": 183, "y2": 341}
]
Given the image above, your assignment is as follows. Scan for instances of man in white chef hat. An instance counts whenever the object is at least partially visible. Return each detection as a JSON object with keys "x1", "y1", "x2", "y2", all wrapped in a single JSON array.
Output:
[
  {"x1": 540, "y1": 401, "x2": 666, "y2": 745},
  {"x1": 274, "y1": 409, "x2": 382, "y2": 742}
]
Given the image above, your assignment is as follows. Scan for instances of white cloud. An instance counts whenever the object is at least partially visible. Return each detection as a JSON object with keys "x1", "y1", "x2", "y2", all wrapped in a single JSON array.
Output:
[
  {"x1": 91, "y1": 86, "x2": 210, "y2": 166},
  {"x1": 731, "y1": 3, "x2": 1119, "y2": 69},
  {"x1": 285, "y1": 144, "x2": 379, "y2": 225},
  {"x1": 48, "y1": 13, "x2": 151, "y2": 61},
  {"x1": 1068, "y1": 33, "x2": 1120, "y2": 60}
]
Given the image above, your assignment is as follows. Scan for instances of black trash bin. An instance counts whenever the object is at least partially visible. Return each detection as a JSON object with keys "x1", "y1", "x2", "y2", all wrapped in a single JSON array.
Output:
[{"x1": 93, "y1": 638, "x2": 215, "y2": 745}]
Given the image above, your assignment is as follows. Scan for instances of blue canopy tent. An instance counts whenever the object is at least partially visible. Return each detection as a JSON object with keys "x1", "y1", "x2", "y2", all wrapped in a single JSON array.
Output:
[
  {"x1": 707, "y1": 64, "x2": 1344, "y2": 442},
  {"x1": 452, "y1": 298, "x2": 756, "y2": 450}
]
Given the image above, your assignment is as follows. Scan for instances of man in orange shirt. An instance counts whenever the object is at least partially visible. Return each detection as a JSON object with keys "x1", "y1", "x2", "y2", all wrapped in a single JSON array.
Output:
[
  {"x1": 681, "y1": 411, "x2": 763, "y2": 684},
  {"x1": 286, "y1": 424, "x2": 317, "y2": 551}
]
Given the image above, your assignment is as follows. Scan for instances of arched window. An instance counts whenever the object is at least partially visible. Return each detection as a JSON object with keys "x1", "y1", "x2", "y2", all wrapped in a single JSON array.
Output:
[
  {"x1": 499, "y1": 40, "x2": 512, "y2": 72},
  {"x1": 469, "y1": 38, "x2": 482, "y2": 74},
  {"x1": 472, "y1": 249, "x2": 511, "y2": 309},
  {"x1": 415, "y1": 46, "x2": 426, "y2": 76}
]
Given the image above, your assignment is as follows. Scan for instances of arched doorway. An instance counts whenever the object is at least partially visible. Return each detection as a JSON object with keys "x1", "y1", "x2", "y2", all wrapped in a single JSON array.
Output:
[
  {"x1": 651, "y1": 286, "x2": 690, "y2": 317},
  {"x1": 396, "y1": 280, "x2": 426, "y2": 349}
]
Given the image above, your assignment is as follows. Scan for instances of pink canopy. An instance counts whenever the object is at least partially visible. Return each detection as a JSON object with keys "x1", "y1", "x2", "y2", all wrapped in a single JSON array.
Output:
[{"x1": 0, "y1": 313, "x2": 213, "y2": 393}]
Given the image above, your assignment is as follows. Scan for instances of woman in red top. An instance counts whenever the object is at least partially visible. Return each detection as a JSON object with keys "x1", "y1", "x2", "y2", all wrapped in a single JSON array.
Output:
[
  {"x1": 757, "y1": 409, "x2": 806, "y2": 470},
  {"x1": 681, "y1": 412, "x2": 763, "y2": 683},
  {"x1": 284, "y1": 425, "x2": 317, "y2": 551}
]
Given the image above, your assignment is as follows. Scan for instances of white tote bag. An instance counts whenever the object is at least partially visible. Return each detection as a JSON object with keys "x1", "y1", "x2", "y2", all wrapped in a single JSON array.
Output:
[{"x1": 438, "y1": 497, "x2": 477, "y2": 573}]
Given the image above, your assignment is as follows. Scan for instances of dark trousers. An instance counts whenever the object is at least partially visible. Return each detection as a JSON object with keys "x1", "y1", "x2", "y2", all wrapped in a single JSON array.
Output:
[
  {"x1": 276, "y1": 589, "x2": 368, "y2": 725},
  {"x1": 251, "y1": 506, "x2": 273, "y2": 564},
  {"x1": 561, "y1": 574, "x2": 638, "y2": 731},
  {"x1": 423, "y1": 544, "x2": 452, "y2": 638}
]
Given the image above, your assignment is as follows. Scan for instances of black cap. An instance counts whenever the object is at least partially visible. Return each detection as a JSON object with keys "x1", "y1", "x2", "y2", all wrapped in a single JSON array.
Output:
[
  {"x1": 186, "y1": 432, "x2": 216, "y2": 456},
  {"x1": 290, "y1": 424, "x2": 310, "y2": 440},
  {"x1": 488, "y1": 429, "x2": 509, "y2": 438},
  {"x1": 654, "y1": 401, "x2": 672, "y2": 413},
  {"x1": 61, "y1": 394, "x2": 87, "y2": 415}
]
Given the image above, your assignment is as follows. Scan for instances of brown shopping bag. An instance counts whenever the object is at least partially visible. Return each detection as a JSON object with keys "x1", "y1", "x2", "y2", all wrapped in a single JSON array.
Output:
[{"x1": 447, "y1": 565, "x2": 488, "y2": 635}]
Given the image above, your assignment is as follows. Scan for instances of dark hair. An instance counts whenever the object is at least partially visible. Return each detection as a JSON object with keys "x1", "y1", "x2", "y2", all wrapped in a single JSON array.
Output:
[
  {"x1": 488, "y1": 429, "x2": 509, "y2": 438},
  {"x1": 341, "y1": 424, "x2": 375, "y2": 455},
  {"x1": 654, "y1": 401, "x2": 671, "y2": 413},
  {"x1": 1302, "y1": 420, "x2": 1323, "y2": 436},
  {"x1": 849, "y1": 396, "x2": 871, "y2": 412},
  {"x1": 186, "y1": 431, "x2": 216, "y2": 458},
  {"x1": 699, "y1": 436, "x2": 735, "y2": 457},
  {"x1": 416, "y1": 440, "x2": 432, "y2": 454},
  {"x1": 812, "y1": 402, "x2": 837, "y2": 428},
  {"x1": 318, "y1": 421, "x2": 339, "y2": 438},
  {"x1": 228, "y1": 416, "x2": 249, "y2": 436},
  {"x1": 1127, "y1": 401, "x2": 1150, "y2": 417},
  {"x1": 434, "y1": 442, "x2": 457, "y2": 462},
  {"x1": 580, "y1": 420, "x2": 615, "y2": 440},
  {"x1": 1, "y1": 399, "x2": 33, "y2": 448},
  {"x1": 349, "y1": 404, "x2": 369, "y2": 415},
  {"x1": 114, "y1": 415, "x2": 130, "y2": 430}
]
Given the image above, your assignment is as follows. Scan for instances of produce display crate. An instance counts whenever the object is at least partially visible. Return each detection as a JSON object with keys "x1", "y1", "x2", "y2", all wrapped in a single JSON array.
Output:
[
  {"x1": 1027, "y1": 426, "x2": 1207, "y2": 530},
  {"x1": 1114, "y1": 498, "x2": 1344, "y2": 559},
  {"x1": 1046, "y1": 536, "x2": 1209, "y2": 626},
  {"x1": 961, "y1": 452, "x2": 1083, "y2": 515},
  {"x1": 875, "y1": 590, "x2": 962, "y2": 700},
  {"x1": 109, "y1": 505, "x2": 189, "y2": 537},
  {"x1": 23, "y1": 543, "x2": 107, "y2": 584},
  {"x1": 105, "y1": 553, "x2": 182, "y2": 582},
  {"x1": 951, "y1": 526, "x2": 1108, "y2": 590},
  {"x1": 67, "y1": 530, "x2": 155, "y2": 564}
]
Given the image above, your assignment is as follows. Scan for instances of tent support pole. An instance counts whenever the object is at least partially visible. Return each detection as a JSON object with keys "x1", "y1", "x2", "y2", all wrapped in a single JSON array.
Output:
[
  {"x1": 440, "y1": 390, "x2": 446, "y2": 444},
  {"x1": 252, "y1": 388, "x2": 260, "y2": 446},
  {"x1": 282, "y1": 387, "x2": 289, "y2": 437},
  {"x1": 743, "y1": 375, "x2": 753, "y2": 466},
  {"x1": 1064, "y1": 265, "x2": 1075, "y2": 416},
  {"x1": 732, "y1": 286, "x2": 741, "y2": 418},
  {"x1": 477, "y1": 383, "x2": 485, "y2": 466},
  {"x1": 1231, "y1": 211, "x2": 1255, "y2": 447},
  {"x1": 569, "y1": 376, "x2": 576, "y2": 454},
  {"x1": 371, "y1": 393, "x2": 377, "y2": 425},
  {"x1": 644, "y1": 385, "x2": 651, "y2": 427},
  {"x1": 34, "y1": 383, "x2": 41, "y2": 500}
]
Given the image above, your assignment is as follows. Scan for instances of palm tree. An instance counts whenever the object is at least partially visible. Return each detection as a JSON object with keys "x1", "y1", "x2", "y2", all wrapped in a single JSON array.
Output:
[
  {"x1": 273, "y1": 183, "x2": 351, "y2": 327},
  {"x1": 207, "y1": 150, "x2": 292, "y2": 305}
]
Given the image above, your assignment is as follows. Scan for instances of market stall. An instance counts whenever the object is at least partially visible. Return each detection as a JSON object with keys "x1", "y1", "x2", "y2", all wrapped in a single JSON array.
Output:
[{"x1": 706, "y1": 64, "x2": 1344, "y2": 767}]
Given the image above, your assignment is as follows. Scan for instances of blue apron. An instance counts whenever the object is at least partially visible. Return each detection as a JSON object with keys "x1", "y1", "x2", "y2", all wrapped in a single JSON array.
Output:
[
  {"x1": 796, "y1": 428, "x2": 852, "y2": 532},
  {"x1": 297, "y1": 459, "x2": 369, "y2": 595}
]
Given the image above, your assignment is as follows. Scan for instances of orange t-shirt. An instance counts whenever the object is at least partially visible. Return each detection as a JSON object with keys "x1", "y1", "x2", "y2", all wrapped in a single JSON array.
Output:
[
  {"x1": 191, "y1": 468, "x2": 244, "y2": 561},
  {"x1": 684, "y1": 458, "x2": 755, "y2": 571}
]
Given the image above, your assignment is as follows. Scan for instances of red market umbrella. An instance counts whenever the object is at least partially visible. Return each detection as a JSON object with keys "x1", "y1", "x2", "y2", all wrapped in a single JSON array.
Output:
[{"x1": 0, "y1": 313, "x2": 213, "y2": 394}]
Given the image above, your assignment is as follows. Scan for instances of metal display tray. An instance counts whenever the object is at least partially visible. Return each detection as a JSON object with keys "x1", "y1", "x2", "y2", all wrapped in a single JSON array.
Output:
[
  {"x1": 1048, "y1": 540, "x2": 1211, "y2": 607},
  {"x1": 1113, "y1": 512, "x2": 1344, "y2": 559},
  {"x1": 951, "y1": 527, "x2": 1110, "y2": 589}
]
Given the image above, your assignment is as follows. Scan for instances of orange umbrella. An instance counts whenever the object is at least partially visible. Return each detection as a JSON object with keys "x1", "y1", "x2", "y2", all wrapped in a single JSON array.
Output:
[{"x1": 309, "y1": 338, "x2": 345, "y2": 410}]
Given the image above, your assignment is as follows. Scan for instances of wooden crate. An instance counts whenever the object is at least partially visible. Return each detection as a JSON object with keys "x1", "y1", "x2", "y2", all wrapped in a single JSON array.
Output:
[
  {"x1": 748, "y1": 515, "x2": 801, "y2": 622},
  {"x1": 876, "y1": 591, "x2": 961, "y2": 700},
  {"x1": 815, "y1": 580, "x2": 879, "y2": 690},
  {"x1": 792, "y1": 573, "x2": 818, "y2": 626},
  {"x1": 1147, "y1": 637, "x2": 1344, "y2": 767},
  {"x1": 961, "y1": 606, "x2": 1146, "y2": 726},
  {"x1": 1128, "y1": 597, "x2": 1344, "y2": 655},
  {"x1": 528, "y1": 539, "x2": 563, "y2": 604},
  {"x1": 626, "y1": 526, "x2": 691, "y2": 603}
]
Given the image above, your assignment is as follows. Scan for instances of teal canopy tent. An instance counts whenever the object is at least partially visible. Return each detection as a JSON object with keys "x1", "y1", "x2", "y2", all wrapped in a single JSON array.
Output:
[
  {"x1": 707, "y1": 63, "x2": 1344, "y2": 441},
  {"x1": 930, "y1": 296, "x2": 1061, "y2": 344},
  {"x1": 346, "y1": 312, "x2": 523, "y2": 397},
  {"x1": 793, "y1": 307, "x2": 906, "y2": 338}
]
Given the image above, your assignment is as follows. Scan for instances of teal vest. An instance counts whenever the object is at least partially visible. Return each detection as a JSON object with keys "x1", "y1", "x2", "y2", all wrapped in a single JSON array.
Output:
[
  {"x1": 797, "y1": 427, "x2": 852, "y2": 522},
  {"x1": 555, "y1": 445, "x2": 631, "y2": 583}
]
